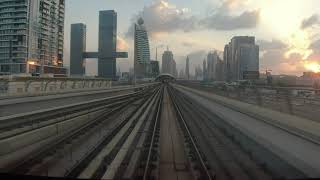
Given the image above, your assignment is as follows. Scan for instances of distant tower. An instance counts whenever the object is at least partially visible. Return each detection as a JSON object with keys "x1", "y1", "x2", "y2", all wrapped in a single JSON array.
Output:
[
  {"x1": 70, "y1": 10, "x2": 128, "y2": 79},
  {"x1": 98, "y1": 10, "x2": 117, "y2": 79},
  {"x1": 134, "y1": 17, "x2": 151, "y2": 79},
  {"x1": 185, "y1": 56, "x2": 190, "y2": 80},
  {"x1": 70, "y1": 23, "x2": 86, "y2": 76},
  {"x1": 162, "y1": 48, "x2": 176, "y2": 76},
  {"x1": 203, "y1": 59, "x2": 207, "y2": 81}
]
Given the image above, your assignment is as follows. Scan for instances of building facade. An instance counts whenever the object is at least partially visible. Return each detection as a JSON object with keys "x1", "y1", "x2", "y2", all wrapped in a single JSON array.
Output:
[
  {"x1": 224, "y1": 36, "x2": 259, "y2": 81},
  {"x1": 0, "y1": 0, "x2": 66, "y2": 76},
  {"x1": 203, "y1": 59, "x2": 207, "y2": 81},
  {"x1": 161, "y1": 48, "x2": 177, "y2": 77},
  {"x1": 238, "y1": 44, "x2": 259, "y2": 80},
  {"x1": 185, "y1": 56, "x2": 190, "y2": 80},
  {"x1": 215, "y1": 58, "x2": 224, "y2": 81},
  {"x1": 70, "y1": 23, "x2": 86, "y2": 76},
  {"x1": 134, "y1": 18, "x2": 150, "y2": 79},
  {"x1": 70, "y1": 10, "x2": 127, "y2": 79},
  {"x1": 150, "y1": 60, "x2": 159, "y2": 78},
  {"x1": 98, "y1": 10, "x2": 117, "y2": 79},
  {"x1": 207, "y1": 51, "x2": 219, "y2": 81}
]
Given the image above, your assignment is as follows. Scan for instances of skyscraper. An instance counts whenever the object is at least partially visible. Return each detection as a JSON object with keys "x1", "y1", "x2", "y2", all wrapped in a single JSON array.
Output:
[
  {"x1": 150, "y1": 60, "x2": 160, "y2": 78},
  {"x1": 203, "y1": 59, "x2": 207, "y2": 81},
  {"x1": 134, "y1": 18, "x2": 150, "y2": 79},
  {"x1": 185, "y1": 56, "x2": 190, "y2": 80},
  {"x1": 0, "y1": 0, "x2": 66, "y2": 76},
  {"x1": 207, "y1": 51, "x2": 219, "y2": 80},
  {"x1": 224, "y1": 36, "x2": 259, "y2": 81},
  {"x1": 224, "y1": 44, "x2": 231, "y2": 81},
  {"x1": 70, "y1": 10, "x2": 127, "y2": 79},
  {"x1": 215, "y1": 58, "x2": 224, "y2": 81},
  {"x1": 161, "y1": 48, "x2": 176, "y2": 76},
  {"x1": 238, "y1": 44, "x2": 259, "y2": 80},
  {"x1": 98, "y1": 10, "x2": 117, "y2": 78},
  {"x1": 70, "y1": 23, "x2": 86, "y2": 76}
]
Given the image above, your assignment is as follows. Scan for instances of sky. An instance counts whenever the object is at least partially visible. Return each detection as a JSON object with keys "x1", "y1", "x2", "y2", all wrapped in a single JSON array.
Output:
[{"x1": 64, "y1": 0, "x2": 320, "y2": 76}]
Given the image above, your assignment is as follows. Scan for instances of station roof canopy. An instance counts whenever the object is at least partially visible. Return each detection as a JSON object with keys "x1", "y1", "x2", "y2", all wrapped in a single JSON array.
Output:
[{"x1": 155, "y1": 73, "x2": 175, "y2": 81}]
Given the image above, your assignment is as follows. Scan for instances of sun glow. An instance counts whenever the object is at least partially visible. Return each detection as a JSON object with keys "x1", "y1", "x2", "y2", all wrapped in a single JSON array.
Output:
[
  {"x1": 259, "y1": 0, "x2": 303, "y2": 37},
  {"x1": 304, "y1": 62, "x2": 320, "y2": 73},
  {"x1": 285, "y1": 30, "x2": 313, "y2": 60}
]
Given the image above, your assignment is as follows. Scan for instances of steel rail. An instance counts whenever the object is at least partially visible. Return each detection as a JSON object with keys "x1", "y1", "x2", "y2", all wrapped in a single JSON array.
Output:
[
  {"x1": 0, "y1": 99, "x2": 129, "y2": 140},
  {"x1": 171, "y1": 86, "x2": 272, "y2": 180},
  {"x1": 7, "y1": 87, "x2": 159, "y2": 174},
  {"x1": 65, "y1": 87, "x2": 161, "y2": 178},
  {"x1": 0, "y1": 87, "x2": 154, "y2": 131},
  {"x1": 7, "y1": 99, "x2": 138, "y2": 174},
  {"x1": 142, "y1": 86, "x2": 163, "y2": 180},
  {"x1": 99, "y1": 87, "x2": 163, "y2": 180},
  {"x1": 175, "y1": 84, "x2": 320, "y2": 146},
  {"x1": 168, "y1": 86, "x2": 214, "y2": 180},
  {"x1": 0, "y1": 83, "x2": 159, "y2": 102}
]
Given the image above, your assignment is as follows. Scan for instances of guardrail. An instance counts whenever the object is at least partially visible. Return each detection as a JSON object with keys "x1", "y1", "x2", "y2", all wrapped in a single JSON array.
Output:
[{"x1": 178, "y1": 81, "x2": 320, "y2": 122}]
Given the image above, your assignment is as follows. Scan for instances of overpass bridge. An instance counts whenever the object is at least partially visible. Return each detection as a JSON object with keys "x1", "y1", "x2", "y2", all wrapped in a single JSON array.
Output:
[{"x1": 0, "y1": 81, "x2": 319, "y2": 179}]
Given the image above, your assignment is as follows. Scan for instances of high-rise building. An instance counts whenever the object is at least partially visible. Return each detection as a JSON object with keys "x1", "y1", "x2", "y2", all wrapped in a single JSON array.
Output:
[
  {"x1": 161, "y1": 48, "x2": 176, "y2": 77},
  {"x1": 172, "y1": 59, "x2": 177, "y2": 77},
  {"x1": 185, "y1": 56, "x2": 190, "y2": 80},
  {"x1": 179, "y1": 69, "x2": 185, "y2": 79},
  {"x1": 215, "y1": 58, "x2": 224, "y2": 81},
  {"x1": 203, "y1": 59, "x2": 207, "y2": 81},
  {"x1": 70, "y1": 10, "x2": 127, "y2": 79},
  {"x1": 224, "y1": 44, "x2": 231, "y2": 81},
  {"x1": 150, "y1": 60, "x2": 160, "y2": 78},
  {"x1": 134, "y1": 18, "x2": 151, "y2": 79},
  {"x1": 98, "y1": 10, "x2": 117, "y2": 78},
  {"x1": 0, "y1": 0, "x2": 66, "y2": 76},
  {"x1": 224, "y1": 36, "x2": 259, "y2": 81},
  {"x1": 195, "y1": 65, "x2": 203, "y2": 80},
  {"x1": 207, "y1": 51, "x2": 219, "y2": 80},
  {"x1": 238, "y1": 44, "x2": 259, "y2": 79},
  {"x1": 70, "y1": 23, "x2": 86, "y2": 76}
]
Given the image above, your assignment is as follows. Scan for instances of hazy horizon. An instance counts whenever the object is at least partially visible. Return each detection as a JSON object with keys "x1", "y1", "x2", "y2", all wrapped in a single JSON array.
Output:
[{"x1": 64, "y1": 0, "x2": 320, "y2": 76}]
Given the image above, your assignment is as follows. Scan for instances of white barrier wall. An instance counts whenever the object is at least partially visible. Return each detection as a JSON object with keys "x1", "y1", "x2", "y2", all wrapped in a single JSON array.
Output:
[{"x1": 0, "y1": 77, "x2": 113, "y2": 97}]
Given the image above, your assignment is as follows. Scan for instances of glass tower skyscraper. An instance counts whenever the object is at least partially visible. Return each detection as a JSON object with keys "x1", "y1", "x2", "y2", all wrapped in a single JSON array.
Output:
[
  {"x1": 134, "y1": 18, "x2": 150, "y2": 79},
  {"x1": 98, "y1": 10, "x2": 117, "y2": 79}
]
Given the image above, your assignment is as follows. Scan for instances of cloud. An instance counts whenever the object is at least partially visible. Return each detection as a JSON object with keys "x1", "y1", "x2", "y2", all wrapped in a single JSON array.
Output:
[
  {"x1": 117, "y1": 36, "x2": 129, "y2": 51},
  {"x1": 200, "y1": 0, "x2": 259, "y2": 30},
  {"x1": 126, "y1": 0, "x2": 259, "y2": 38},
  {"x1": 126, "y1": 1, "x2": 197, "y2": 38},
  {"x1": 200, "y1": 10, "x2": 260, "y2": 30},
  {"x1": 309, "y1": 39, "x2": 320, "y2": 52},
  {"x1": 259, "y1": 39, "x2": 299, "y2": 73},
  {"x1": 181, "y1": 41, "x2": 194, "y2": 47},
  {"x1": 257, "y1": 39, "x2": 288, "y2": 51},
  {"x1": 301, "y1": 14, "x2": 319, "y2": 29},
  {"x1": 307, "y1": 39, "x2": 320, "y2": 61},
  {"x1": 259, "y1": 38, "x2": 320, "y2": 75}
]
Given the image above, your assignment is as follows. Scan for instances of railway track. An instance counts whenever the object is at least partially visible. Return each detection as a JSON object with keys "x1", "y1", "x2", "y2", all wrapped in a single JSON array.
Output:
[
  {"x1": 167, "y1": 86, "x2": 214, "y2": 180},
  {"x1": 1, "y1": 82, "x2": 316, "y2": 179},
  {"x1": 66, "y1": 86, "x2": 162, "y2": 179},
  {"x1": 0, "y1": 86, "x2": 159, "y2": 175},
  {"x1": 169, "y1": 85, "x2": 308, "y2": 179}
]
